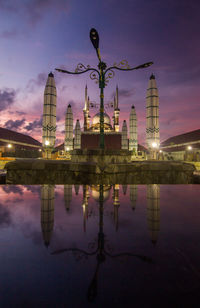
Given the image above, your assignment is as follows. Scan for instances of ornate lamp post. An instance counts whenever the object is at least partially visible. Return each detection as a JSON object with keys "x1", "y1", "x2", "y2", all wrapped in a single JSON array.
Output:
[{"x1": 56, "y1": 28, "x2": 153, "y2": 149}]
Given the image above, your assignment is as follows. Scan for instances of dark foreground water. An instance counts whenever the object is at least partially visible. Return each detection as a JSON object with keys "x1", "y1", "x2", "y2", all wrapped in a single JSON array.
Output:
[{"x1": 0, "y1": 184, "x2": 200, "y2": 308}]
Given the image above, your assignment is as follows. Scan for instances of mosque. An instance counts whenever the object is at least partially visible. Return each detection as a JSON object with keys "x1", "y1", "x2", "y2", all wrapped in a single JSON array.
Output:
[{"x1": 42, "y1": 72, "x2": 160, "y2": 158}]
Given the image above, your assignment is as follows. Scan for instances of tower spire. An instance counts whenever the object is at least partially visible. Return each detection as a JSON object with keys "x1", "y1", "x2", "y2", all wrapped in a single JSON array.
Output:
[{"x1": 146, "y1": 74, "x2": 160, "y2": 152}]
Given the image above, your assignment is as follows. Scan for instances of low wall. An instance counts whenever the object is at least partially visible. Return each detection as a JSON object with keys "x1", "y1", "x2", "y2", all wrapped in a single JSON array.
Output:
[{"x1": 5, "y1": 158, "x2": 195, "y2": 185}]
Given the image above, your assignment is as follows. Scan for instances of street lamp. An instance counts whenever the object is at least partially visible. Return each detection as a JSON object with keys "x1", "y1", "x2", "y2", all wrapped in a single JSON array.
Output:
[{"x1": 56, "y1": 28, "x2": 153, "y2": 149}]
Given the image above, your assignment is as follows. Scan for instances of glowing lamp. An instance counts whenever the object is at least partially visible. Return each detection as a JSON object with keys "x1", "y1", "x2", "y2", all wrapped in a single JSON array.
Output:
[
  {"x1": 45, "y1": 140, "x2": 50, "y2": 146},
  {"x1": 152, "y1": 142, "x2": 158, "y2": 148},
  {"x1": 66, "y1": 147, "x2": 70, "y2": 151},
  {"x1": 7, "y1": 144, "x2": 12, "y2": 148},
  {"x1": 187, "y1": 146, "x2": 192, "y2": 150},
  {"x1": 159, "y1": 150, "x2": 162, "y2": 153}
]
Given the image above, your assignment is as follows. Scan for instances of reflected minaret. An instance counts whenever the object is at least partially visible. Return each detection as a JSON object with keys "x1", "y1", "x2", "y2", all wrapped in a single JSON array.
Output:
[
  {"x1": 82, "y1": 185, "x2": 89, "y2": 232},
  {"x1": 122, "y1": 185, "x2": 127, "y2": 195},
  {"x1": 74, "y1": 119, "x2": 81, "y2": 149},
  {"x1": 113, "y1": 86, "x2": 120, "y2": 132},
  {"x1": 147, "y1": 184, "x2": 160, "y2": 244},
  {"x1": 146, "y1": 74, "x2": 160, "y2": 150},
  {"x1": 122, "y1": 120, "x2": 128, "y2": 149},
  {"x1": 74, "y1": 184, "x2": 80, "y2": 195},
  {"x1": 42, "y1": 72, "x2": 57, "y2": 158},
  {"x1": 113, "y1": 184, "x2": 120, "y2": 231},
  {"x1": 129, "y1": 105, "x2": 137, "y2": 152},
  {"x1": 130, "y1": 185, "x2": 137, "y2": 210},
  {"x1": 65, "y1": 104, "x2": 73, "y2": 151},
  {"x1": 41, "y1": 185, "x2": 55, "y2": 247},
  {"x1": 64, "y1": 185, "x2": 72, "y2": 213}
]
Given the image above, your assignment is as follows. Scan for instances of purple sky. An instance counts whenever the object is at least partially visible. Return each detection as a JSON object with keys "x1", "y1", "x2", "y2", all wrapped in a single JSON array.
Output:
[{"x1": 0, "y1": 0, "x2": 200, "y2": 145}]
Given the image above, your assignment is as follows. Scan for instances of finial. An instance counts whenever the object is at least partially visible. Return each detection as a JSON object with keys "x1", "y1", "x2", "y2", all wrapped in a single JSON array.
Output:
[
  {"x1": 48, "y1": 72, "x2": 54, "y2": 77},
  {"x1": 150, "y1": 74, "x2": 155, "y2": 80}
]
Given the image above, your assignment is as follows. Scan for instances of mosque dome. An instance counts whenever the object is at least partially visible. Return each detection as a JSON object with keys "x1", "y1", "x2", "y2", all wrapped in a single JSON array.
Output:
[
  {"x1": 92, "y1": 112, "x2": 111, "y2": 126},
  {"x1": 91, "y1": 185, "x2": 111, "y2": 202}
]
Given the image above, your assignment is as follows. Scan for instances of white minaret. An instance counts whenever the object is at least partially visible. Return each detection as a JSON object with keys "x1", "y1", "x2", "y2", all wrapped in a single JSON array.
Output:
[
  {"x1": 146, "y1": 74, "x2": 160, "y2": 150},
  {"x1": 41, "y1": 185, "x2": 55, "y2": 247},
  {"x1": 122, "y1": 120, "x2": 128, "y2": 149},
  {"x1": 83, "y1": 85, "x2": 90, "y2": 131},
  {"x1": 129, "y1": 105, "x2": 137, "y2": 152},
  {"x1": 42, "y1": 72, "x2": 57, "y2": 158},
  {"x1": 65, "y1": 104, "x2": 73, "y2": 151},
  {"x1": 74, "y1": 119, "x2": 81, "y2": 149},
  {"x1": 147, "y1": 184, "x2": 160, "y2": 245},
  {"x1": 113, "y1": 86, "x2": 120, "y2": 132}
]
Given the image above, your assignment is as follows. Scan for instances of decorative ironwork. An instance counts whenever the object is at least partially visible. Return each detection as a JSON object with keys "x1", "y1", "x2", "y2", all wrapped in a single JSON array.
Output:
[
  {"x1": 113, "y1": 59, "x2": 130, "y2": 69},
  {"x1": 75, "y1": 63, "x2": 91, "y2": 73},
  {"x1": 105, "y1": 69, "x2": 115, "y2": 85},
  {"x1": 89, "y1": 70, "x2": 99, "y2": 84}
]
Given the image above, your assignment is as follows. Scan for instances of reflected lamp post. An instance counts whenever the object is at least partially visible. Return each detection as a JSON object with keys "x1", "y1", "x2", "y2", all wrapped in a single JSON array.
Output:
[
  {"x1": 52, "y1": 184, "x2": 153, "y2": 302},
  {"x1": 56, "y1": 28, "x2": 153, "y2": 149}
]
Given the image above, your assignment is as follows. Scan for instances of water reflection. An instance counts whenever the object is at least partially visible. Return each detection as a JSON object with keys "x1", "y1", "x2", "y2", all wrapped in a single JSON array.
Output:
[
  {"x1": 52, "y1": 184, "x2": 153, "y2": 302},
  {"x1": 1, "y1": 184, "x2": 200, "y2": 306},
  {"x1": 41, "y1": 185, "x2": 55, "y2": 247},
  {"x1": 147, "y1": 185, "x2": 160, "y2": 244}
]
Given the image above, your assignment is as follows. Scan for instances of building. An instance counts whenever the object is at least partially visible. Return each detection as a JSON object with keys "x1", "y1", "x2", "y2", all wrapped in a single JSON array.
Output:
[
  {"x1": 0, "y1": 127, "x2": 42, "y2": 158},
  {"x1": 161, "y1": 129, "x2": 200, "y2": 161}
]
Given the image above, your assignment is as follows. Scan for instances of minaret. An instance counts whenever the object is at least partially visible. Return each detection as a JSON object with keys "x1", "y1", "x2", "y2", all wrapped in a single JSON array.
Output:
[
  {"x1": 41, "y1": 185, "x2": 55, "y2": 247},
  {"x1": 74, "y1": 119, "x2": 81, "y2": 149},
  {"x1": 42, "y1": 72, "x2": 57, "y2": 158},
  {"x1": 113, "y1": 86, "x2": 120, "y2": 132},
  {"x1": 83, "y1": 85, "x2": 90, "y2": 131},
  {"x1": 147, "y1": 184, "x2": 160, "y2": 244},
  {"x1": 113, "y1": 184, "x2": 120, "y2": 231},
  {"x1": 146, "y1": 74, "x2": 160, "y2": 150},
  {"x1": 129, "y1": 105, "x2": 138, "y2": 153},
  {"x1": 122, "y1": 120, "x2": 128, "y2": 149},
  {"x1": 65, "y1": 104, "x2": 73, "y2": 151},
  {"x1": 64, "y1": 185, "x2": 72, "y2": 213},
  {"x1": 130, "y1": 185, "x2": 137, "y2": 210}
]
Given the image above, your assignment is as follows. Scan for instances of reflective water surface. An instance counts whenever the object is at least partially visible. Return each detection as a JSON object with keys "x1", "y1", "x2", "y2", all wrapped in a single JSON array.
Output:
[{"x1": 0, "y1": 184, "x2": 200, "y2": 307}]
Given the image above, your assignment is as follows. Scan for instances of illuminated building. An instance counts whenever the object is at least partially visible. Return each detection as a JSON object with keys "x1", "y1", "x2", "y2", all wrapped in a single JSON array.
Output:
[
  {"x1": 129, "y1": 105, "x2": 137, "y2": 153},
  {"x1": 42, "y1": 72, "x2": 57, "y2": 158},
  {"x1": 146, "y1": 74, "x2": 160, "y2": 151}
]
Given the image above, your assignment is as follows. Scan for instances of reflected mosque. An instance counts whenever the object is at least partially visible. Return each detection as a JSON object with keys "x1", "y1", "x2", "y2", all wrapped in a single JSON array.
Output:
[{"x1": 40, "y1": 184, "x2": 160, "y2": 247}]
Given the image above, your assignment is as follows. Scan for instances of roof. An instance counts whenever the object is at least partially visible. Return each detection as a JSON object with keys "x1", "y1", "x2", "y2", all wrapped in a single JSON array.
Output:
[
  {"x1": 0, "y1": 127, "x2": 41, "y2": 147},
  {"x1": 138, "y1": 144, "x2": 147, "y2": 152},
  {"x1": 161, "y1": 129, "x2": 200, "y2": 147}
]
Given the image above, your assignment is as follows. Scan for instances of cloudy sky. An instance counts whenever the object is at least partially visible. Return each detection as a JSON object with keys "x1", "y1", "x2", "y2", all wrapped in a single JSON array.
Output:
[{"x1": 0, "y1": 0, "x2": 199, "y2": 145}]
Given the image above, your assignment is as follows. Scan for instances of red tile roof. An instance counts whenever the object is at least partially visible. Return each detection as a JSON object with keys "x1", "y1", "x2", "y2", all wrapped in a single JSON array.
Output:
[
  {"x1": 0, "y1": 127, "x2": 41, "y2": 147},
  {"x1": 161, "y1": 129, "x2": 200, "y2": 147}
]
